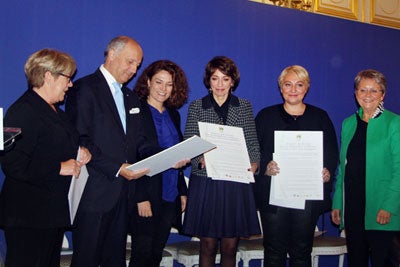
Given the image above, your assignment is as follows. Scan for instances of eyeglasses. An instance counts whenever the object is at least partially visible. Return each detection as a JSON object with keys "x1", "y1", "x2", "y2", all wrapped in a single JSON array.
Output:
[
  {"x1": 57, "y1": 73, "x2": 72, "y2": 83},
  {"x1": 356, "y1": 88, "x2": 383, "y2": 95}
]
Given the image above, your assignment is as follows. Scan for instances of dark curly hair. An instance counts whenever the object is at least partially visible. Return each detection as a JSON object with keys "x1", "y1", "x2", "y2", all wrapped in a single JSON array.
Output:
[
  {"x1": 133, "y1": 60, "x2": 189, "y2": 109},
  {"x1": 203, "y1": 56, "x2": 240, "y2": 92}
]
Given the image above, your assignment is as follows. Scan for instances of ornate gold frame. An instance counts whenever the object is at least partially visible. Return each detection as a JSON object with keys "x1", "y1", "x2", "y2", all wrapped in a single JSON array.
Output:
[
  {"x1": 370, "y1": 0, "x2": 400, "y2": 29},
  {"x1": 314, "y1": 0, "x2": 359, "y2": 20},
  {"x1": 249, "y1": 0, "x2": 400, "y2": 29}
]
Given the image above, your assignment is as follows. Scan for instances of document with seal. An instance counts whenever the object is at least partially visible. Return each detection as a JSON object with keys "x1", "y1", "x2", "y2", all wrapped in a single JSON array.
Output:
[
  {"x1": 198, "y1": 122, "x2": 254, "y2": 183},
  {"x1": 269, "y1": 131, "x2": 323, "y2": 209},
  {"x1": 126, "y1": 135, "x2": 216, "y2": 177}
]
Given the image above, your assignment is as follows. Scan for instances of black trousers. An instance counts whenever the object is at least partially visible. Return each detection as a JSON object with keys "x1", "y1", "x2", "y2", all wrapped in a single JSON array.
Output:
[
  {"x1": 4, "y1": 226, "x2": 65, "y2": 267},
  {"x1": 260, "y1": 206, "x2": 319, "y2": 267},
  {"x1": 129, "y1": 200, "x2": 177, "y2": 267},
  {"x1": 71, "y1": 194, "x2": 128, "y2": 267},
  {"x1": 345, "y1": 225, "x2": 397, "y2": 267}
]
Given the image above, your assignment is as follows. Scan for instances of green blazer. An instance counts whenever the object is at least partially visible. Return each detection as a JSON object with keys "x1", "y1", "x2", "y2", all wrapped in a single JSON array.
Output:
[{"x1": 332, "y1": 108, "x2": 400, "y2": 230}]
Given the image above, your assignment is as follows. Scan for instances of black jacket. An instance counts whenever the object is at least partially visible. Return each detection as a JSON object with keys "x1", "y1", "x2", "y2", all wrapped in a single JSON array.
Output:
[
  {"x1": 254, "y1": 104, "x2": 338, "y2": 214},
  {"x1": 131, "y1": 99, "x2": 187, "y2": 231},
  {"x1": 65, "y1": 69, "x2": 156, "y2": 213},
  {"x1": 0, "y1": 90, "x2": 79, "y2": 228}
]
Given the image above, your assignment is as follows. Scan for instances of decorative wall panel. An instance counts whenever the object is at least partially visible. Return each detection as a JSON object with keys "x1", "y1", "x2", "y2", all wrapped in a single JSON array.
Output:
[
  {"x1": 313, "y1": 0, "x2": 358, "y2": 20},
  {"x1": 250, "y1": 0, "x2": 400, "y2": 30},
  {"x1": 370, "y1": 0, "x2": 400, "y2": 28}
]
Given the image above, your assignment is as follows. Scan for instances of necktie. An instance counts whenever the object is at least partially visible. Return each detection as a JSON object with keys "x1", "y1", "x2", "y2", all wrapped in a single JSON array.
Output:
[{"x1": 112, "y1": 82, "x2": 126, "y2": 133}]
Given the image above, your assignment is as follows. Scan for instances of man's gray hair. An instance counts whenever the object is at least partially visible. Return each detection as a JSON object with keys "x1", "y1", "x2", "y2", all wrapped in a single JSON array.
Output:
[{"x1": 104, "y1": 36, "x2": 131, "y2": 59}]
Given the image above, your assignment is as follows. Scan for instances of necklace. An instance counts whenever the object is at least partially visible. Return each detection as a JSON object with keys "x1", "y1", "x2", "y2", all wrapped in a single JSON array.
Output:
[{"x1": 291, "y1": 115, "x2": 300, "y2": 120}]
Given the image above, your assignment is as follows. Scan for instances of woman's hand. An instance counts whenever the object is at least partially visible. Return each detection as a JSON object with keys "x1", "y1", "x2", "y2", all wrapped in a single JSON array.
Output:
[
  {"x1": 377, "y1": 209, "x2": 391, "y2": 225},
  {"x1": 322, "y1": 167, "x2": 331, "y2": 183},
  {"x1": 198, "y1": 157, "x2": 205, "y2": 169},
  {"x1": 60, "y1": 159, "x2": 82, "y2": 177},
  {"x1": 265, "y1": 160, "x2": 279, "y2": 176},
  {"x1": 331, "y1": 209, "x2": 341, "y2": 225},
  {"x1": 78, "y1": 146, "x2": 92, "y2": 165},
  {"x1": 249, "y1": 162, "x2": 259, "y2": 174},
  {"x1": 173, "y1": 158, "x2": 190, "y2": 169},
  {"x1": 138, "y1": 201, "x2": 152, "y2": 217},
  {"x1": 180, "y1": 195, "x2": 187, "y2": 212}
]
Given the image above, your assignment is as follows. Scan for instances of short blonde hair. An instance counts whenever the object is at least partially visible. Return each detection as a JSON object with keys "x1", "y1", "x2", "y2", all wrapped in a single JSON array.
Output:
[
  {"x1": 278, "y1": 65, "x2": 310, "y2": 89},
  {"x1": 24, "y1": 48, "x2": 76, "y2": 89}
]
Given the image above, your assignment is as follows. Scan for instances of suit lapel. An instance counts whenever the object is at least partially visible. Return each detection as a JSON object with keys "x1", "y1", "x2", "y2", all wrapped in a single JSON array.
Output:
[
  {"x1": 124, "y1": 87, "x2": 142, "y2": 136},
  {"x1": 225, "y1": 95, "x2": 240, "y2": 126},
  {"x1": 141, "y1": 103, "x2": 158, "y2": 142},
  {"x1": 226, "y1": 105, "x2": 240, "y2": 126}
]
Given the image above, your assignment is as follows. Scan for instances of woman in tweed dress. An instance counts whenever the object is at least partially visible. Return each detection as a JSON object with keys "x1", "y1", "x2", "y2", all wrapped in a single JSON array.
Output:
[{"x1": 183, "y1": 56, "x2": 261, "y2": 267}]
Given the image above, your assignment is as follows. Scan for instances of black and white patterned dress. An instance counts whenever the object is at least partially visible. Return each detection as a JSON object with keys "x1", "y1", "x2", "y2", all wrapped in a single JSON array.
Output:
[{"x1": 182, "y1": 94, "x2": 261, "y2": 238}]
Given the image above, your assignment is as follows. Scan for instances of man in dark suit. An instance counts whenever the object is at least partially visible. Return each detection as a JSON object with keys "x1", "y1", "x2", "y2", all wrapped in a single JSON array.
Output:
[{"x1": 65, "y1": 36, "x2": 150, "y2": 267}]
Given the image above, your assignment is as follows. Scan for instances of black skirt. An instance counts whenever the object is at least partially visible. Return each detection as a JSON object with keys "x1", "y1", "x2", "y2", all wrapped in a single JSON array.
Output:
[{"x1": 182, "y1": 174, "x2": 261, "y2": 238}]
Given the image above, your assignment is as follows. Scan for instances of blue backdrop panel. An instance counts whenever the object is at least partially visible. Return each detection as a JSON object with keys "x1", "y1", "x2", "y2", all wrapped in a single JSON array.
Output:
[{"x1": 1, "y1": 0, "x2": 399, "y2": 265}]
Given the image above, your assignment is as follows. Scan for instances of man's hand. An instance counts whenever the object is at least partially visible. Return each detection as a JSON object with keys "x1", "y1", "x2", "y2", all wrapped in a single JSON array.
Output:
[{"x1": 119, "y1": 163, "x2": 149, "y2": 180}]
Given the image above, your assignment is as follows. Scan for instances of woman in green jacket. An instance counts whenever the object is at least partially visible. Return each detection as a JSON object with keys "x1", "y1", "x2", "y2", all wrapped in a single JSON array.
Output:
[{"x1": 331, "y1": 69, "x2": 400, "y2": 267}]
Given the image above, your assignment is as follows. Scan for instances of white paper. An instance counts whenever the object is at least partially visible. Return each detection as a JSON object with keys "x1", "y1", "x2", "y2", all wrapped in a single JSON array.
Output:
[
  {"x1": 269, "y1": 131, "x2": 323, "y2": 209},
  {"x1": 269, "y1": 175, "x2": 306, "y2": 209},
  {"x1": 126, "y1": 135, "x2": 216, "y2": 176},
  {"x1": 198, "y1": 122, "x2": 254, "y2": 183},
  {"x1": 0, "y1": 108, "x2": 3, "y2": 150},
  {"x1": 68, "y1": 148, "x2": 89, "y2": 224}
]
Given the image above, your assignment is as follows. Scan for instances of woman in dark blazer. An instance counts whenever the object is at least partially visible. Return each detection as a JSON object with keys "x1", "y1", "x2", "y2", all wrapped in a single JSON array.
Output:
[
  {"x1": 0, "y1": 48, "x2": 91, "y2": 267},
  {"x1": 129, "y1": 60, "x2": 189, "y2": 267}
]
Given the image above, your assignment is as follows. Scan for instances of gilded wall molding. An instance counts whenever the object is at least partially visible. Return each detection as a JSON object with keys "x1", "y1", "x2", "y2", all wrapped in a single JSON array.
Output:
[
  {"x1": 370, "y1": 0, "x2": 400, "y2": 28},
  {"x1": 314, "y1": 0, "x2": 358, "y2": 20},
  {"x1": 250, "y1": 0, "x2": 400, "y2": 30}
]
